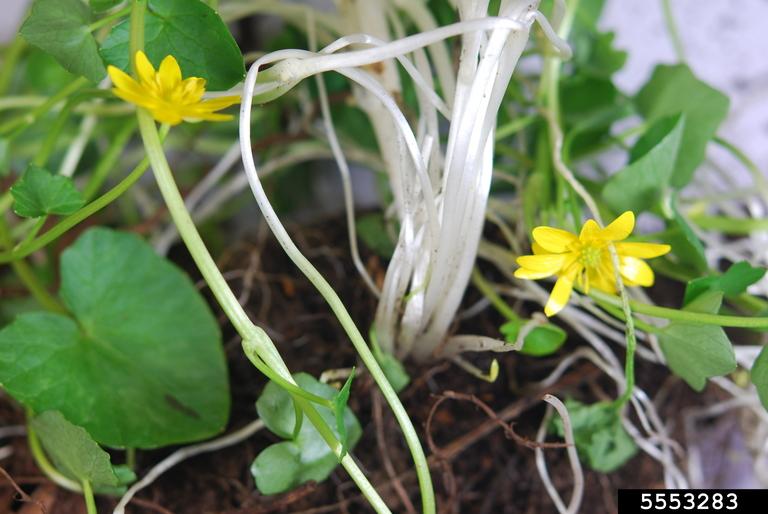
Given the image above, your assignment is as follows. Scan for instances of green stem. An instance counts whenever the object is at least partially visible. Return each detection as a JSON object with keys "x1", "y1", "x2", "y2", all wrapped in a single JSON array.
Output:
[
  {"x1": 0, "y1": 215, "x2": 65, "y2": 313},
  {"x1": 88, "y1": 6, "x2": 132, "y2": 32},
  {"x1": 471, "y1": 268, "x2": 519, "y2": 321},
  {"x1": 661, "y1": 0, "x2": 686, "y2": 62},
  {"x1": 81, "y1": 479, "x2": 98, "y2": 514},
  {"x1": 27, "y1": 419, "x2": 82, "y2": 493},
  {"x1": 83, "y1": 119, "x2": 137, "y2": 200},
  {"x1": 590, "y1": 289, "x2": 768, "y2": 328},
  {"x1": 0, "y1": 37, "x2": 26, "y2": 96},
  {"x1": 0, "y1": 77, "x2": 89, "y2": 136},
  {"x1": 689, "y1": 214, "x2": 768, "y2": 235},
  {"x1": 125, "y1": 447, "x2": 136, "y2": 470},
  {"x1": 495, "y1": 114, "x2": 537, "y2": 141},
  {"x1": 0, "y1": 129, "x2": 165, "y2": 264},
  {"x1": 136, "y1": 110, "x2": 391, "y2": 514}
]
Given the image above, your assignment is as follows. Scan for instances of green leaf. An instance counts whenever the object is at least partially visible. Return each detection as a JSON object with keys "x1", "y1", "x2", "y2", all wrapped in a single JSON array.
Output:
[
  {"x1": 356, "y1": 213, "x2": 395, "y2": 258},
  {"x1": 31, "y1": 411, "x2": 118, "y2": 487},
  {"x1": 684, "y1": 261, "x2": 766, "y2": 305},
  {"x1": 100, "y1": 0, "x2": 244, "y2": 91},
  {"x1": 602, "y1": 114, "x2": 685, "y2": 213},
  {"x1": 551, "y1": 400, "x2": 637, "y2": 472},
  {"x1": 332, "y1": 371, "x2": 354, "y2": 457},
  {"x1": 751, "y1": 346, "x2": 768, "y2": 412},
  {"x1": 254, "y1": 373, "x2": 362, "y2": 494},
  {"x1": 250, "y1": 441, "x2": 302, "y2": 495},
  {"x1": 0, "y1": 228, "x2": 229, "y2": 448},
  {"x1": 11, "y1": 165, "x2": 85, "y2": 218},
  {"x1": 663, "y1": 195, "x2": 708, "y2": 273},
  {"x1": 20, "y1": 0, "x2": 106, "y2": 82},
  {"x1": 658, "y1": 292, "x2": 737, "y2": 391},
  {"x1": 635, "y1": 64, "x2": 730, "y2": 187},
  {"x1": 500, "y1": 320, "x2": 567, "y2": 357}
]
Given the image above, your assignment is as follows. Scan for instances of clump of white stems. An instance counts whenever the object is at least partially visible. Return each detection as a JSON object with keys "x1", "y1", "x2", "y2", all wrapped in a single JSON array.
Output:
[{"x1": 238, "y1": 0, "x2": 570, "y2": 362}]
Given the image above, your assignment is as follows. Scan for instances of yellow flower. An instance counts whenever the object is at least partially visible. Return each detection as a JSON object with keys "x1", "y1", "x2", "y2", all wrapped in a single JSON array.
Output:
[
  {"x1": 515, "y1": 211, "x2": 671, "y2": 317},
  {"x1": 107, "y1": 51, "x2": 240, "y2": 125}
]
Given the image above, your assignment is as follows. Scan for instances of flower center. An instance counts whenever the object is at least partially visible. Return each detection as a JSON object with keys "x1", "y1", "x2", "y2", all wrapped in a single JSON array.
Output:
[{"x1": 580, "y1": 245, "x2": 603, "y2": 269}]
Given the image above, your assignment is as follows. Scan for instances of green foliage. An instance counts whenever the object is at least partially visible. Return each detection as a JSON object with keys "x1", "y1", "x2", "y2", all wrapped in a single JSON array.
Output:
[
  {"x1": 20, "y1": 0, "x2": 106, "y2": 82},
  {"x1": 751, "y1": 347, "x2": 768, "y2": 411},
  {"x1": 100, "y1": 0, "x2": 244, "y2": 91},
  {"x1": 552, "y1": 399, "x2": 637, "y2": 472},
  {"x1": 11, "y1": 165, "x2": 85, "y2": 218},
  {"x1": 91, "y1": 0, "x2": 122, "y2": 11},
  {"x1": 357, "y1": 213, "x2": 395, "y2": 258},
  {"x1": 253, "y1": 373, "x2": 362, "y2": 495},
  {"x1": 635, "y1": 64, "x2": 729, "y2": 187},
  {"x1": 333, "y1": 371, "x2": 355, "y2": 456},
  {"x1": 31, "y1": 410, "x2": 118, "y2": 487},
  {"x1": 601, "y1": 115, "x2": 684, "y2": 213},
  {"x1": 662, "y1": 195, "x2": 708, "y2": 273},
  {"x1": 684, "y1": 261, "x2": 766, "y2": 305},
  {"x1": 500, "y1": 320, "x2": 567, "y2": 357},
  {"x1": 658, "y1": 292, "x2": 737, "y2": 391},
  {"x1": 0, "y1": 228, "x2": 229, "y2": 448}
]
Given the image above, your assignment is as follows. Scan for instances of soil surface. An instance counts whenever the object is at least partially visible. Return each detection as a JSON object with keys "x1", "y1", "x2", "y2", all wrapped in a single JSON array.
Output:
[{"x1": 0, "y1": 215, "x2": 718, "y2": 514}]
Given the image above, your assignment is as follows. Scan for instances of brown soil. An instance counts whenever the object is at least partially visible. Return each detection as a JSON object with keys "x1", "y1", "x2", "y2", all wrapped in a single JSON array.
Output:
[{"x1": 0, "y1": 215, "x2": 717, "y2": 514}]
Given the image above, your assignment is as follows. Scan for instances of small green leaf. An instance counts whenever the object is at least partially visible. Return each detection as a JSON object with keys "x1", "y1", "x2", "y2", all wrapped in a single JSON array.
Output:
[
  {"x1": 658, "y1": 292, "x2": 737, "y2": 391},
  {"x1": 356, "y1": 214, "x2": 395, "y2": 258},
  {"x1": 552, "y1": 400, "x2": 637, "y2": 472},
  {"x1": 20, "y1": 0, "x2": 106, "y2": 82},
  {"x1": 11, "y1": 165, "x2": 85, "y2": 218},
  {"x1": 663, "y1": 195, "x2": 708, "y2": 273},
  {"x1": 685, "y1": 261, "x2": 766, "y2": 305},
  {"x1": 254, "y1": 373, "x2": 362, "y2": 494},
  {"x1": 0, "y1": 228, "x2": 229, "y2": 448},
  {"x1": 751, "y1": 346, "x2": 768, "y2": 412},
  {"x1": 500, "y1": 320, "x2": 567, "y2": 357},
  {"x1": 377, "y1": 351, "x2": 411, "y2": 393},
  {"x1": 31, "y1": 411, "x2": 118, "y2": 487},
  {"x1": 250, "y1": 441, "x2": 302, "y2": 495},
  {"x1": 635, "y1": 64, "x2": 730, "y2": 187},
  {"x1": 332, "y1": 371, "x2": 355, "y2": 458},
  {"x1": 100, "y1": 0, "x2": 244, "y2": 91},
  {"x1": 602, "y1": 114, "x2": 685, "y2": 213}
]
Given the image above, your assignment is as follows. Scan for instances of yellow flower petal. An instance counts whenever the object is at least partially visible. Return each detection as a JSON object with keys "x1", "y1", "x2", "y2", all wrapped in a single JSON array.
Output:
[
  {"x1": 532, "y1": 226, "x2": 577, "y2": 253},
  {"x1": 134, "y1": 51, "x2": 156, "y2": 85},
  {"x1": 107, "y1": 65, "x2": 143, "y2": 95},
  {"x1": 601, "y1": 211, "x2": 635, "y2": 241},
  {"x1": 199, "y1": 95, "x2": 241, "y2": 110},
  {"x1": 619, "y1": 256, "x2": 655, "y2": 287},
  {"x1": 545, "y1": 269, "x2": 577, "y2": 317},
  {"x1": 516, "y1": 253, "x2": 568, "y2": 273},
  {"x1": 579, "y1": 219, "x2": 601, "y2": 241},
  {"x1": 615, "y1": 242, "x2": 671, "y2": 259},
  {"x1": 157, "y1": 55, "x2": 182, "y2": 91},
  {"x1": 514, "y1": 267, "x2": 557, "y2": 280}
]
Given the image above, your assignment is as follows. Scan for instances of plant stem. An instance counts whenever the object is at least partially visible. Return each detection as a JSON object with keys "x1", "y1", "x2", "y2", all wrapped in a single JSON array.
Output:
[
  {"x1": 590, "y1": 289, "x2": 768, "y2": 328},
  {"x1": 84, "y1": 119, "x2": 138, "y2": 200},
  {"x1": 689, "y1": 214, "x2": 768, "y2": 235},
  {"x1": 0, "y1": 215, "x2": 65, "y2": 313},
  {"x1": 0, "y1": 37, "x2": 26, "y2": 96},
  {"x1": 0, "y1": 77, "x2": 89, "y2": 136},
  {"x1": 81, "y1": 479, "x2": 98, "y2": 514},
  {"x1": 88, "y1": 6, "x2": 132, "y2": 32},
  {"x1": 471, "y1": 268, "x2": 519, "y2": 321},
  {"x1": 660, "y1": 0, "x2": 686, "y2": 62}
]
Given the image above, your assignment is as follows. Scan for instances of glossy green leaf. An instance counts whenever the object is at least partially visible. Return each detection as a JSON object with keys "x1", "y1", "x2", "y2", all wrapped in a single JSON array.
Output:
[
  {"x1": 31, "y1": 411, "x2": 118, "y2": 487},
  {"x1": 377, "y1": 351, "x2": 411, "y2": 393},
  {"x1": 20, "y1": 0, "x2": 106, "y2": 82},
  {"x1": 251, "y1": 441, "x2": 302, "y2": 495},
  {"x1": 602, "y1": 114, "x2": 684, "y2": 213},
  {"x1": 0, "y1": 228, "x2": 229, "y2": 448},
  {"x1": 254, "y1": 373, "x2": 361, "y2": 494},
  {"x1": 635, "y1": 64, "x2": 729, "y2": 187},
  {"x1": 500, "y1": 320, "x2": 567, "y2": 357},
  {"x1": 100, "y1": 0, "x2": 244, "y2": 91},
  {"x1": 684, "y1": 261, "x2": 766, "y2": 305},
  {"x1": 11, "y1": 165, "x2": 85, "y2": 218},
  {"x1": 552, "y1": 400, "x2": 637, "y2": 472},
  {"x1": 658, "y1": 292, "x2": 737, "y2": 391},
  {"x1": 751, "y1": 346, "x2": 768, "y2": 412},
  {"x1": 91, "y1": 0, "x2": 122, "y2": 11}
]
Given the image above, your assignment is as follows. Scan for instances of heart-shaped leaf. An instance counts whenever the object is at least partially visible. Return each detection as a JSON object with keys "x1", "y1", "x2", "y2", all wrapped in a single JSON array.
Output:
[
  {"x1": 751, "y1": 346, "x2": 768, "y2": 412},
  {"x1": 20, "y1": 0, "x2": 106, "y2": 82},
  {"x1": 684, "y1": 261, "x2": 766, "y2": 305},
  {"x1": 500, "y1": 320, "x2": 567, "y2": 357},
  {"x1": 0, "y1": 228, "x2": 229, "y2": 448},
  {"x1": 11, "y1": 165, "x2": 85, "y2": 218},
  {"x1": 100, "y1": 0, "x2": 244, "y2": 91}
]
